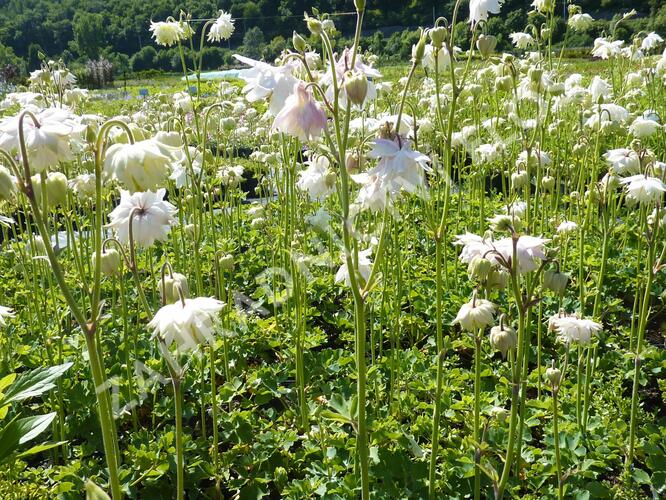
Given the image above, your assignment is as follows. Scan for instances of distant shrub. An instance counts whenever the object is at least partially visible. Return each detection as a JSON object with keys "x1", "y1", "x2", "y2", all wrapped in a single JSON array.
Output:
[{"x1": 130, "y1": 46, "x2": 157, "y2": 72}]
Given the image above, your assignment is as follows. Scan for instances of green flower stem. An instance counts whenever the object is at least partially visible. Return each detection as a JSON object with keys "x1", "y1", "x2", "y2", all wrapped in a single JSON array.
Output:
[
  {"x1": 174, "y1": 376, "x2": 185, "y2": 500},
  {"x1": 428, "y1": 235, "x2": 445, "y2": 499},
  {"x1": 474, "y1": 331, "x2": 482, "y2": 500},
  {"x1": 626, "y1": 213, "x2": 660, "y2": 473},
  {"x1": 14, "y1": 113, "x2": 123, "y2": 499},
  {"x1": 552, "y1": 386, "x2": 563, "y2": 500}
]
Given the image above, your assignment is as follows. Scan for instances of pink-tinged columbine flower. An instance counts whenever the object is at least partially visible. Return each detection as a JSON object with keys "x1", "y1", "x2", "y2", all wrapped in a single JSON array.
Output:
[
  {"x1": 107, "y1": 189, "x2": 177, "y2": 247},
  {"x1": 469, "y1": 0, "x2": 504, "y2": 26},
  {"x1": 272, "y1": 82, "x2": 327, "y2": 141},
  {"x1": 620, "y1": 175, "x2": 666, "y2": 205},
  {"x1": 322, "y1": 47, "x2": 382, "y2": 106},
  {"x1": 234, "y1": 54, "x2": 299, "y2": 116}
]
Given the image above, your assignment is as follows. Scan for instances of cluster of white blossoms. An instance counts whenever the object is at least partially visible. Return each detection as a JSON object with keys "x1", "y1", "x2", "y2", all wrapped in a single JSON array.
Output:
[{"x1": 549, "y1": 313, "x2": 602, "y2": 345}]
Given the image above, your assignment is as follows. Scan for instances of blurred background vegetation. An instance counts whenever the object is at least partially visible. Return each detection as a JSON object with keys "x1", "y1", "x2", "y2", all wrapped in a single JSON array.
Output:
[{"x1": 0, "y1": 0, "x2": 663, "y2": 85}]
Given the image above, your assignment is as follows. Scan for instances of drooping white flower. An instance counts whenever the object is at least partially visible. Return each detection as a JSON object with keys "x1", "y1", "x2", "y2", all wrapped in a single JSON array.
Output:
[
  {"x1": 628, "y1": 117, "x2": 661, "y2": 139},
  {"x1": 469, "y1": 0, "x2": 504, "y2": 26},
  {"x1": 208, "y1": 11, "x2": 235, "y2": 42},
  {"x1": 641, "y1": 32, "x2": 663, "y2": 53},
  {"x1": 306, "y1": 207, "x2": 332, "y2": 231},
  {"x1": 491, "y1": 235, "x2": 549, "y2": 274},
  {"x1": 589, "y1": 76, "x2": 612, "y2": 102},
  {"x1": 620, "y1": 175, "x2": 666, "y2": 205},
  {"x1": 592, "y1": 38, "x2": 623, "y2": 59},
  {"x1": 149, "y1": 21, "x2": 185, "y2": 47},
  {"x1": 335, "y1": 248, "x2": 372, "y2": 287},
  {"x1": 531, "y1": 0, "x2": 553, "y2": 13},
  {"x1": 510, "y1": 32, "x2": 535, "y2": 50},
  {"x1": 69, "y1": 173, "x2": 96, "y2": 200},
  {"x1": 422, "y1": 44, "x2": 453, "y2": 71},
  {"x1": 104, "y1": 139, "x2": 175, "y2": 192},
  {"x1": 0, "y1": 306, "x2": 14, "y2": 327},
  {"x1": 453, "y1": 297, "x2": 496, "y2": 332},
  {"x1": 356, "y1": 137, "x2": 431, "y2": 195},
  {"x1": 107, "y1": 189, "x2": 177, "y2": 247},
  {"x1": 603, "y1": 148, "x2": 641, "y2": 175},
  {"x1": 272, "y1": 82, "x2": 327, "y2": 141},
  {"x1": 557, "y1": 221, "x2": 578, "y2": 234},
  {"x1": 234, "y1": 54, "x2": 299, "y2": 116},
  {"x1": 297, "y1": 155, "x2": 335, "y2": 200},
  {"x1": 568, "y1": 13, "x2": 593, "y2": 31},
  {"x1": 551, "y1": 314, "x2": 602, "y2": 345},
  {"x1": 0, "y1": 107, "x2": 76, "y2": 173},
  {"x1": 217, "y1": 164, "x2": 244, "y2": 187},
  {"x1": 322, "y1": 47, "x2": 382, "y2": 107},
  {"x1": 149, "y1": 297, "x2": 224, "y2": 352}
]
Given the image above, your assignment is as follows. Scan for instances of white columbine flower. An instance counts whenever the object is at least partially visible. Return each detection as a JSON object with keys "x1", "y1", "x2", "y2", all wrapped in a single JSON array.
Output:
[
  {"x1": 208, "y1": 11, "x2": 235, "y2": 42},
  {"x1": 234, "y1": 54, "x2": 299, "y2": 116},
  {"x1": 0, "y1": 306, "x2": 14, "y2": 327},
  {"x1": 551, "y1": 315, "x2": 602, "y2": 345},
  {"x1": 453, "y1": 297, "x2": 496, "y2": 332},
  {"x1": 104, "y1": 139, "x2": 175, "y2": 192},
  {"x1": 297, "y1": 155, "x2": 335, "y2": 201},
  {"x1": 469, "y1": 0, "x2": 504, "y2": 26},
  {"x1": 557, "y1": 221, "x2": 578, "y2": 234},
  {"x1": 620, "y1": 175, "x2": 666, "y2": 205},
  {"x1": 358, "y1": 137, "x2": 431, "y2": 195},
  {"x1": 149, "y1": 297, "x2": 224, "y2": 352},
  {"x1": 335, "y1": 248, "x2": 372, "y2": 287},
  {"x1": 568, "y1": 13, "x2": 593, "y2": 31},
  {"x1": 149, "y1": 21, "x2": 185, "y2": 47},
  {"x1": 107, "y1": 189, "x2": 177, "y2": 247},
  {"x1": 592, "y1": 37, "x2": 623, "y2": 59},
  {"x1": 603, "y1": 148, "x2": 640, "y2": 175},
  {"x1": 510, "y1": 32, "x2": 535, "y2": 50},
  {"x1": 641, "y1": 32, "x2": 663, "y2": 53},
  {"x1": 628, "y1": 117, "x2": 661, "y2": 139}
]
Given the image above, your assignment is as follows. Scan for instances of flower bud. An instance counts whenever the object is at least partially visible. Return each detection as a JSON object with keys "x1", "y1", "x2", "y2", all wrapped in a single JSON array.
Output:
[
  {"x1": 429, "y1": 26, "x2": 448, "y2": 47},
  {"x1": 306, "y1": 16, "x2": 322, "y2": 36},
  {"x1": 346, "y1": 152, "x2": 360, "y2": 174},
  {"x1": 476, "y1": 34, "x2": 497, "y2": 58},
  {"x1": 495, "y1": 75, "x2": 513, "y2": 92},
  {"x1": 292, "y1": 31, "x2": 307, "y2": 52},
  {"x1": 45, "y1": 172, "x2": 68, "y2": 206},
  {"x1": 541, "y1": 175, "x2": 555, "y2": 192},
  {"x1": 412, "y1": 29, "x2": 427, "y2": 64},
  {"x1": 160, "y1": 272, "x2": 190, "y2": 304},
  {"x1": 529, "y1": 67, "x2": 543, "y2": 84},
  {"x1": 490, "y1": 406, "x2": 509, "y2": 424},
  {"x1": 221, "y1": 117, "x2": 236, "y2": 131},
  {"x1": 543, "y1": 270, "x2": 569, "y2": 295},
  {"x1": 183, "y1": 223, "x2": 195, "y2": 237},
  {"x1": 489, "y1": 323, "x2": 517, "y2": 358},
  {"x1": 343, "y1": 70, "x2": 368, "y2": 106},
  {"x1": 94, "y1": 248, "x2": 121, "y2": 277},
  {"x1": 468, "y1": 255, "x2": 492, "y2": 281},
  {"x1": 218, "y1": 253, "x2": 234, "y2": 272},
  {"x1": 511, "y1": 170, "x2": 529, "y2": 190},
  {"x1": 540, "y1": 27, "x2": 551, "y2": 40},
  {"x1": 325, "y1": 171, "x2": 337, "y2": 189},
  {"x1": 487, "y1": 269, "x2": 508, "y2": 289},
  {"x1": 0, "y1": 166, "x2": 15, "y2": 202},
  {"x1": 354, "y1": 0, "x2": 366, "y2": 11},
  {"x1": 546, "y1": 366, "x2": 562, "y2": 387}
]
